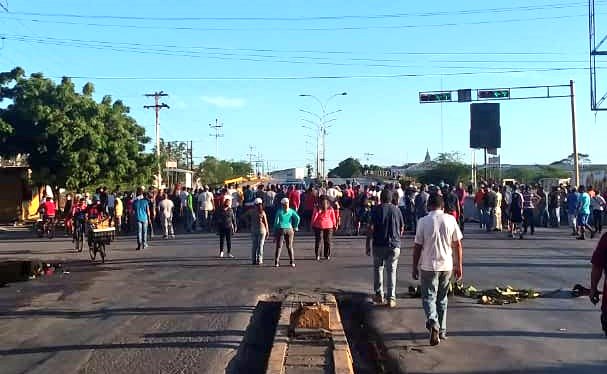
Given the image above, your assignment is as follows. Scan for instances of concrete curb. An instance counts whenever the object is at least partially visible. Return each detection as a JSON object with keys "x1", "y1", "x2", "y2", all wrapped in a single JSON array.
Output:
[
  {"x1": 265, "y1": 292, "x2": 355, "y2": 374},
  {"x1": 265, "y1": 296, "x2": 292, "y2": 374}
]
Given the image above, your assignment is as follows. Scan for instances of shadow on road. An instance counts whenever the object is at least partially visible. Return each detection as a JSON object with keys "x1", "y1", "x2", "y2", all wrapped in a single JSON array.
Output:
[
  {"x1": 0, "y1": 305, "x2": 256, "y2": 319},
  {"x1": 225, "y1": 300, "x2": 281, "y2": 374}
]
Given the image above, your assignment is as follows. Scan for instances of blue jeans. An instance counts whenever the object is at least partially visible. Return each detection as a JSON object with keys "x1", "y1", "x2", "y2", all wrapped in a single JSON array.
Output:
[
  {"x1": 251, "y1": 232, "x2": 266, "y2": 264},
  {"x1": 478, "y1": 208, "x2": 486, "y2": 228},
  {"x1": 421, "y1": 270, "x2": 452, "y2": 333},
  {"x1": 484, "y1": 208, "x2": 494, "y2": 231},
  {"x1": 137, "y1": 221, "x2": 148, "y2": 248},
  {"x1": 373, "y1": 246, "x2": 400, "y2": 300}
]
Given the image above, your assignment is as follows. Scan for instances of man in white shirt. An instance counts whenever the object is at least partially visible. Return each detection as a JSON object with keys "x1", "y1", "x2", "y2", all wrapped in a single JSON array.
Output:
[
  {"x1": 413, "y1": 194, "x2": 463, "y2": 346},
  {"x1": 158, "y1": 191, "x2": 175, "y2": 239},
  {"x1": 199, "y1": 186, "x2": 215, "y2": 232},
  {"x1": 325, "y1": 181, "x2": 341, "y2": 203}
]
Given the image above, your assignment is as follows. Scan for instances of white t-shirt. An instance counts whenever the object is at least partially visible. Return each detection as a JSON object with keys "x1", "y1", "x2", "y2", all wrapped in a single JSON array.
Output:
[
  {"x1": 159, "y1": 198, "x2": 175, "y2": 219},
  {"x1": 414, "y1": 209, "x2": 463, "y2": 272},
  {"x1": 229, "y1": 189, "x2": 240, "y2": 208},
  {"x1": 202, "y1": 191, "x2": 215, "y2": 211},
  {"x1": 396, "y1": 188, "x2": 405, "y2": 207},
  {"x1": 326, "y1": 188, "x2": 341, "y2": 202}
]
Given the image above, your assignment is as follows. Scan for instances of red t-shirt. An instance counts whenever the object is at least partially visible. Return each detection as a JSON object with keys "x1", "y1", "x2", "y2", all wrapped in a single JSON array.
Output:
[
  {"x1": 591, "y1": 233, "x2": 607, "y2": 312},
  {"x1": 289, "y1": 190, "x2": 301, "y2": 211},
  {"x1": 41, "y1": 201, "x2": 56, "y2": 216},
  {"x1": 303, "y1": 192, "x2": 316, "y2": 211}
]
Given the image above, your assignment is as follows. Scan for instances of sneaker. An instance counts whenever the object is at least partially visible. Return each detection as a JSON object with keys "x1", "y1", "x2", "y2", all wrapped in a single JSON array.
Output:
[
  {"x1": 162, "y1": 235, "x2": 168, "y2": 240},
  {"x1": 430, "y1": 326, "x2": 440, "y2": 346},
  {"x1": 219, "y1": 251, "x2": 225, "y2": 258},
  {"x1": 228, "y1": 253, "x2": 235, "y2": 258},
  {"x1": 143, "y1": 244, "x2": 149, "y2": 249},
  {"x1": 274, "y1": 262, "x2": 280, "y2": 267},
  {"x1": 316, "y1": 256, "x2": 321, "y2": 261},
  {"x1": 325, "y1": 256, "x2": 331, "y2": 260},
  {"x1": 290, "y1": 262, "x2": 296, "y2": 268},
  {"x1": 372, "y1": 294, "x2": 384, "y2": 305},
  {"x1": 170, "y1": 235, "x2": 175, "y2": 239},
  {"x1": 387, "y1": 299, "x2": 397, "y2": 308},
  {"x1": 439, "y1": 331, "x2": 448, "y2": 340},
  {"x1": 136, "y1": 246, "x2": 141, "y2": 251}
]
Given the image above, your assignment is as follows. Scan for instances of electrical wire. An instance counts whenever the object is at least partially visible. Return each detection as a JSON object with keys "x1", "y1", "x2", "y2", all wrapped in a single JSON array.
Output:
[
  {"x1": 4, "y1": 1, "x2": 602, "y2": 22},
  {"x1": 53, "y1": 67, "x2": 599, "y2": 81},
  {"x1": 0, "y1": 13, "x2": 595, "y2": 32}
]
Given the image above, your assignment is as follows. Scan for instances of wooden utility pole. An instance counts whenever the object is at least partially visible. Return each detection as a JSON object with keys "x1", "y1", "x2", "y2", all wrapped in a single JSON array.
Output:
[
  {"x1": 144, "y1": 91, "x2": 169, "y2": 188},
  {"x1": 570, "y1": 80, "x2": 580, "y2": 187}
]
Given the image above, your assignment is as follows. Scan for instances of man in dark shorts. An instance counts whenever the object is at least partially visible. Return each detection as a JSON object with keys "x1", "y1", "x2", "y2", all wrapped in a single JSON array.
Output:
[{"x1": 591, "y1": 232, "x2": 607, "y2": 337}]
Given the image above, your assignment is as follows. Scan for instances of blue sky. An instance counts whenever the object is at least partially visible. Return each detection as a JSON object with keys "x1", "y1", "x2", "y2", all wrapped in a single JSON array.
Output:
[{"x1": 0, "y1": 0, "x2": 605, "y2": 171}]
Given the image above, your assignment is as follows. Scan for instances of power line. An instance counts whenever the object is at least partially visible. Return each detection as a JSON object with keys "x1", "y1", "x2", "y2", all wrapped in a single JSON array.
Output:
[
  {"x1": 0, "y1": 12, "x2": 598, "y2": 32},
  {"x1": 0, "y1": 33, "x2": 573, "y2": 58},
  {"x1": 1, "y1": 35, "x2": 590, "y2": 70},
  {"x1": 55, "y1": 67, "x2": 603, "y2": 81},
  {"x1": 4, "y1": 1, "x2": 602, "y2": 22}
]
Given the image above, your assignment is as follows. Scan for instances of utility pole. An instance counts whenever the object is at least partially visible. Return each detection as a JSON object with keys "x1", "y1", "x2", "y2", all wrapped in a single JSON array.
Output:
[
  {"x1": 144, "y1": 91, "x2": 169, "y2": 189},
  {"x1": 570, "y1": 80, "x2": 580, "y2": 187},
  {"x1": 247, "y1": 145, "x2": 256, "y2": 177},
  {"x1": 209, "y1": 119, "x2": 224, "y2": 159}
]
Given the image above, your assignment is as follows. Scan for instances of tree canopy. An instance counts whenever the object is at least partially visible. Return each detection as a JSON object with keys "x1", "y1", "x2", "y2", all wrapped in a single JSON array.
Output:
[
  {"x1": 328, "y1": 157, "x2": 363, "y2": 178},
  {"x1": 550, "y1": 153, "x2": 591, "y2": 166},
  {"x1": 0, "y1": 67, "x2": 154, "y2": 191},
  {"x1": 195, "y1": 156, "x2": 252, "y2": 185}
]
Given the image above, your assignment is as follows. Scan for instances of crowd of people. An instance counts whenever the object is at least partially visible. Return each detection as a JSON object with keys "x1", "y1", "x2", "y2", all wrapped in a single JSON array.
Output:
[{"x1": 38, "y1": 178, "x2": 606, "y2": 342}]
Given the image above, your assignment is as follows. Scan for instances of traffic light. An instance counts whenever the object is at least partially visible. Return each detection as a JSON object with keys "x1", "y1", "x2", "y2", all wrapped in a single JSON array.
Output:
[
  {"x1": 478, "y1": 89, "x2": 510, "y2": 99},
  {"x1": 419, "y1": 92, "x2": 452, "y2": 103}
]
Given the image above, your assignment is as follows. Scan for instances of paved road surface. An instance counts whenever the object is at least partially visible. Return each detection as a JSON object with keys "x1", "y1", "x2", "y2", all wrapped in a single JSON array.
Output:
[{"x1": 0, "y1": 226, "x2": 605, "y2": 373}]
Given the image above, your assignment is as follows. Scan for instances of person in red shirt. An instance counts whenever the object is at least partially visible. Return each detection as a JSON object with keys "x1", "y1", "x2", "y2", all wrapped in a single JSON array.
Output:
[
  {"x1": 311, "y1": 196, "x2": 337, "y2": 261},
  {"x1": 301, "y1": 187, "x2": 317, "y2": 232},
  {"x1": 288, "y1": 185, "x2": 301, "y2": 212},
  {"x1": 39, "y1": 197, "x2": 57, "y2": 220},
  {"x1": 591, "y1": 232, "x2": 607, "y2": 337}
]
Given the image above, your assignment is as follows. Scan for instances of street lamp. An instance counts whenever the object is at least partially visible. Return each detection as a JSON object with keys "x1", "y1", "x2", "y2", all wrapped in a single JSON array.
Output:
[{"x1": 299, "y1": 92, "x2": 347, "y2": 180}]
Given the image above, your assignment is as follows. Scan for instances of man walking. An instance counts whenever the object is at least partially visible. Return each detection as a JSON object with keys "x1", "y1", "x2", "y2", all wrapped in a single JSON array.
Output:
[
  {"x1": 366, "y1": 189, "x2": 405, "y2": 308},
  {"x1": 577, "y1": 185, "x2": 596, "y2": 240},
  {"x1": 413, "y1": 194, "x2": 463, "y2": 346},
  {"x1": 159, "y1": 191, "x2": 175, "y2": 239},
  {"x1": 133, "y1": 187, "x2": 151, "y2": 250},
  {"x1": 566, "y1": 187, "x2": 580, "y2": 236}
]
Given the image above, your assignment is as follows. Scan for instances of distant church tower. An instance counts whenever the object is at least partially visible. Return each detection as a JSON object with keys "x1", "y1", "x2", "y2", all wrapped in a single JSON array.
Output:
[{"x1": 424, "y1": 149, "x2": 431, "y2": 163}]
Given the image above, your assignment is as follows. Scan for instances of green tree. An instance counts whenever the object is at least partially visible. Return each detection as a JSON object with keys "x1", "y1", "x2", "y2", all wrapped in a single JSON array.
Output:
[
  {"x1": 550, "y1": 153, "x2": 591, "y2": 166},
  {"x1": 328, "y1": 157, "x2": 363, "y2": 178},
  {"x1": 0, "y1": 67, "x2": 154, "y2": 192},
  {"x1": 195, "y1": 156, "x2": 252, "y2": 185}
]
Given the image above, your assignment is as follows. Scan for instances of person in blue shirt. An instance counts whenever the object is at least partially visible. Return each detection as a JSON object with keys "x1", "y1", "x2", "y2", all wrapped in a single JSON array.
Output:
[
  {"x1": 566, "y1": 187, "x2": 580, "y2": 236},
  {"x1": 577, "y1": 185, "x2": 596, "y2": 240},
  {"x1": 133, "y1": 187, "x2": 151, "y2": 250}
]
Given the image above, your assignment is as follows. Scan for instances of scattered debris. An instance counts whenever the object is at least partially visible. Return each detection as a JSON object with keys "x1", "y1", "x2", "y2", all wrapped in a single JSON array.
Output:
[{"x1": 408, "y1": 283, "x2": 541, "y2": 305}]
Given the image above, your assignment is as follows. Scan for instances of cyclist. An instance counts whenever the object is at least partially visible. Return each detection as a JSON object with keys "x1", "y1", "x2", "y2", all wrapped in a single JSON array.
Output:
[
  {"x1": 38, "y1": 196, "x2": 57, "y2": 224},
  {"x1": 72, "y1": 197, "x2": 88, "y2": 242}
]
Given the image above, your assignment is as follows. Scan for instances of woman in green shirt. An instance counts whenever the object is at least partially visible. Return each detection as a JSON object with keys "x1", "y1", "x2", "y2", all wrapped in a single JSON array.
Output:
[{"x1": 274, "y1": 197, "x2": 301, "y2": 267}]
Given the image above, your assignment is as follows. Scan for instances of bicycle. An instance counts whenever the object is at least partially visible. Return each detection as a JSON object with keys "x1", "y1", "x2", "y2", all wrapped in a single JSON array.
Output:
[
  {"x1": 73, "y1": 218, "x2": 85, "y2": 252},
  {"x1": 87, "y1": 221, "x2": 115, "y2": 263},
  {"x1": 35, "y1": 217, "x2": 55, "y2": 239}
]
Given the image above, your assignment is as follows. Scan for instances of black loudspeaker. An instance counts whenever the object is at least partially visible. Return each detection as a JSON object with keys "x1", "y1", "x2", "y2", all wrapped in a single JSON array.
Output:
[{"x1": 470, "y1": 103, "x2": 501, "y2": 149}]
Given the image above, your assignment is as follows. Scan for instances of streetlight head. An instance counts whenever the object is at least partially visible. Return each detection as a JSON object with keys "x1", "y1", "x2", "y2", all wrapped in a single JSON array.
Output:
[
  {"x1": 299, "y1": 94, "x2": 310, "y2": 97},
  {"x1": 340, "y1": 92, "x2": 348, "y2": 96}
]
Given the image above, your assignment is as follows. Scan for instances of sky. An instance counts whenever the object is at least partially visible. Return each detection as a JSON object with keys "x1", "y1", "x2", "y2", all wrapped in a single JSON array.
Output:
[{"x1": 0, "y1": 0, "x2": 606, "y2": 171}]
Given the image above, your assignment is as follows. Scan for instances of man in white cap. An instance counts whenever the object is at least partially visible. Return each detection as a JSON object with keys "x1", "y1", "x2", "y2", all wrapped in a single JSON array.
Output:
[
  {"x1": 250, "y1": 198, "x2": 269, "y2": 265},
  {"x1": 273, "y1": 197, "x2": 301, "y2": 267}
]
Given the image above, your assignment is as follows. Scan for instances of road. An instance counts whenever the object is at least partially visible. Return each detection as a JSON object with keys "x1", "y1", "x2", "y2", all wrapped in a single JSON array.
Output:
[{"x1": 0, "y1": 225, "x2": 605, "y2": 373}]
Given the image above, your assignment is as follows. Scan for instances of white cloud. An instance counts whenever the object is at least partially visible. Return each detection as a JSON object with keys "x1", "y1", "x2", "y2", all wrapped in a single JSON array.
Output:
[{"x1": 201, "y1": 96, "x2": 246, "y2": 108}]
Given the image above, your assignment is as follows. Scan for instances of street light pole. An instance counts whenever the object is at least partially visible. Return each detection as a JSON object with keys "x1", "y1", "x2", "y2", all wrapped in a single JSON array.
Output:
[{"x1": 299, "y1": 92, "x2": 347, "y2": 180}]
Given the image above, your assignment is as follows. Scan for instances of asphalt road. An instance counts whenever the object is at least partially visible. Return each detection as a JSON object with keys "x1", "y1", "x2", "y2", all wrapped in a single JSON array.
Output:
[{"x1": 0, "y1": 225, "x2": 605, "y2": 373}]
